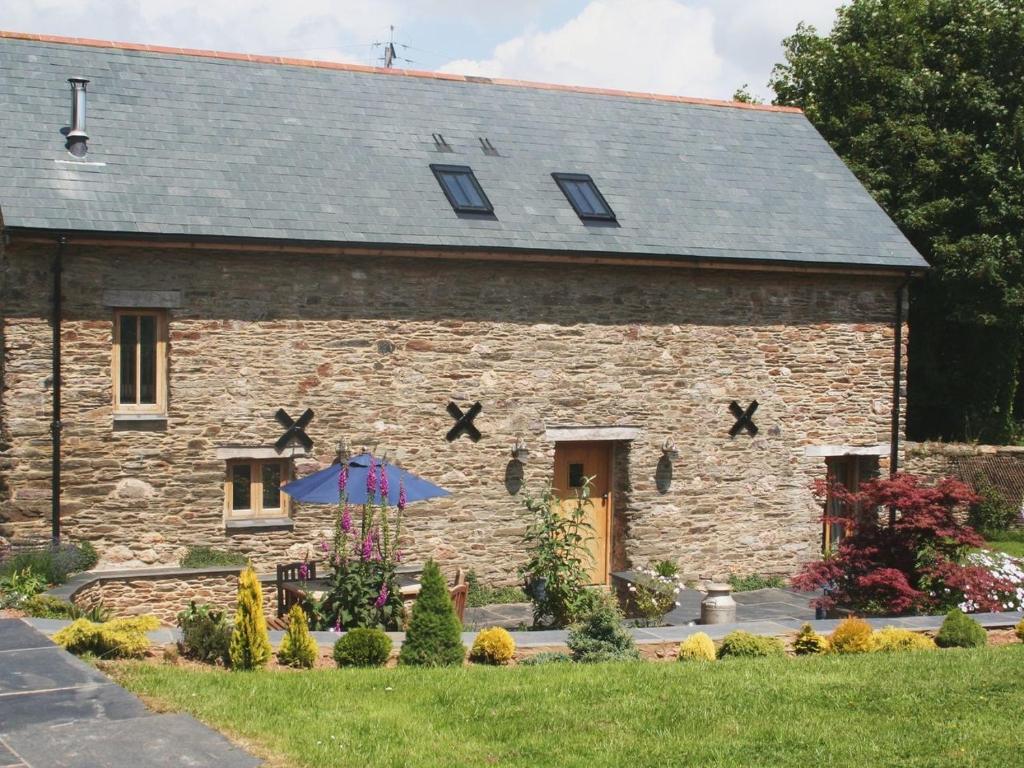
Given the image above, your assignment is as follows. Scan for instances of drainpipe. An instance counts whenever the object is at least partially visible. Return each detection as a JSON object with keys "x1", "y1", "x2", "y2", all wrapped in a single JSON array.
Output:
[
  {"x1": 51, "y1": 234, "x2": 65, "y2": 544},
  {"x1": 889, "y1": 276, "x2": 911, "y2": 525}
]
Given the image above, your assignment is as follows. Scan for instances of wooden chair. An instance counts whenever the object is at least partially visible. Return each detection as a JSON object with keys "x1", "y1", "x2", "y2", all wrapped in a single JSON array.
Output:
[
  {"x1": 449, "y1": 582, "x2": 469, "y2": 623},
  {"x1": 275, "y1": 561, "x2": 317, "y2": 618}
]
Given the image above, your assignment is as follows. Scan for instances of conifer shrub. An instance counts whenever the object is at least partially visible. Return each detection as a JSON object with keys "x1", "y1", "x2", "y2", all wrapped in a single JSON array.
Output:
[
  {"x1": 277, "y1": 604, "x2": 319, "y2": 669},
  {"x1": 177, "y1": 601, "x2": 231, "y2": 665},
  {"x1": 469, "y1": 627, "x2": 516, "y2": 665},
  {"x1": 1015, "y1": 617, "x2": 1024, "y2": 642},
  {"x1": 677, "y1": 632, "x2": 716, "y2": 662},
  {"x1": 829, "y1": 617, "x2": 874, "y2": 654},
  {"x1": 229, "y1": 565, "x2": 272, "y2": 670},
  {"x1": 716, "y1": 631, "x2": 785, "y2": 659},
  {"x1": 399, "y1": 560, "x2": 465, "y2": 667},
  {"x1": 54, "y1": 615, "x2": 160, "y2": 659},
  {"x1": 935, "y1": 608, "x2": 987, "y2": 649},
  {"x1": 869, "y1": 627, "x2": 936, "y2": 652},
  {"x1": 793, "y1": 623, "x2": 830, "y2": 655},
  {"x1": 333, "y1": 627, "x2": 393, "y2": 667},
  {"x1": 567, "y1": 591, "x2": 639, "y2": 663}
]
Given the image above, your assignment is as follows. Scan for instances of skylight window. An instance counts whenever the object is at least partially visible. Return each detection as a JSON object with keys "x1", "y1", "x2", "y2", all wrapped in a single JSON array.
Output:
[
  {"x1": 430, "y1": 164, "x2": 493, "y2": 214},
  {"x1": 553, "y1": 173, "x2": 616, "y2": 221}
]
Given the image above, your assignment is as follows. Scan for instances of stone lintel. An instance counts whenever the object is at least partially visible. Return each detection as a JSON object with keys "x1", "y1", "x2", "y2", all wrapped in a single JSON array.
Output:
[
  {"x1": 102, "y1": 289, "x2": 183, "y2": 308},
  {"x1": 803, "y1": 443, "x2": 891, "y2": 458},
  {"x1": 544, "y1": 425, "x2": 642, "y2": 442},
  {"x1": 214, "y1": 445, "x2": 308, "y2": 460}
]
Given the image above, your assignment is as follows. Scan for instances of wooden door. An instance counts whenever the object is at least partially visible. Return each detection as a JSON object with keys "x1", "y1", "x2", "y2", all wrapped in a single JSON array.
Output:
[{"x1": 553, "y1": 441, "x2": 612, "y2": 585}]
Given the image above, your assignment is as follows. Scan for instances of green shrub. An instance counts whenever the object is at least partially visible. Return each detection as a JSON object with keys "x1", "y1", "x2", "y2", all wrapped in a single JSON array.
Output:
[
  {"x1": 465, "y1": 570, "x2": 528, "y2": 608},
  {"x1": 0, "y1": 541, "x2": 97, "y2": 585},
  {"x1": 793, "y1": 624, "x2": 830, "y2": 655},
  {"x1": 469, "y1": 627, "x2": 516, "y2": 665},
  {"x1": 53, "y1": 615, "x2": 160, "y2": 659},
  {"x1": 717, "y1": 631, "x2": 785, "y2": 659},
  {"x1": 399, "y1": 560, "x2": 465, "y2": 667},
  {"x1": 829, "y1": 617, "x2": 874, "y2": 654},
  {"x1": 677, "y1": 632, "x2": 716, "y2": 662},
  {"x1": 177, "y1": 601, "x2": 231, "y2": 665},
  {"x1": 869, "y1": 627, "x2": 936, "y2": 652},
  {"x1": 0, "y1": 568, "x2": 46, "y2": 608},
  {"x1": 179, "y1": 546, "x2": 248, "y2": 569},
  {"x1": 728, "y1": 573, "x2": 786, "y2": 592},
  {"x1": 278, "y1": 604, "x2": 318, "y2": 669},
  {"x1": 333, "y1": 628, "x2": 393, "y2": 667},
  {"x1": 229, "y1": 565, "x2": 272, "y2": 670},
  {"x1": 567, "y1": 591, "x2": 639, "y2": 663},
  {"x1": 968, "y1": 480, "x2": 1020, "y2": 536},
  {"x1": 935, "y1": 609, "x2": 987, "y2": 649},
  {"x1": 1015, "y1": 617, "x2": 1024, "y2": 642},
  {"x1": 20, "y1": 594, "x2": 109, "y2": 622},
  {"x1": 519, "y1": 651, "x2": 572, "y2": 666}
]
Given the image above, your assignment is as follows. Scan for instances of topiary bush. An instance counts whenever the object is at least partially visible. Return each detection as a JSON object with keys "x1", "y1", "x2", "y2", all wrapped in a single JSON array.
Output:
[
  {"x1": 717, "y1": 631, "x2": 785, "y2": 659},
  {"x1": 277, "y1": 604, "x2": 318, "y2": 669},
  {"x1": 177, "y1": 601, "x2": 231, "y2": 665},
  {"x1": 399, "y1": 560, "x2": 465, "y2": 667},
  {"x1": 567, "y1": 591, "x2": 639, "y2": 663},
  {"x1": 935, "y1": 608, "x2": 987, "y2": 649},
  {"x1": 793, "y1": 623, "x2": 830, "y2": 655},
  {"x1": 869, "y1": 627, "x2": 936, "y2": 652},
  {"x1": 469, "y1": 626, "x2": 516, "y2": 665},
  {"x1": 334, "y1": 627, "x2": 393, "y2": 667},
  {"x1": 229, "y1": 565, "x2": 272, "y2": 670},
  {"x1": 677, "y1": 632, "x2": 716, "y2": 662},
  {"x1": 829, "y1": 617, "x2": 874, "y2": 654},
  {"x1": 53, "y1": 615, "x2": 160, "y2": 659}
]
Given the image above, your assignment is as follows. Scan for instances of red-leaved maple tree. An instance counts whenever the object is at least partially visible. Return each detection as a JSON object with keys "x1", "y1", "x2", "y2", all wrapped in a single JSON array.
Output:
[{"x1": 792, "y1": 474, "x2": 1011, "y2": 615}]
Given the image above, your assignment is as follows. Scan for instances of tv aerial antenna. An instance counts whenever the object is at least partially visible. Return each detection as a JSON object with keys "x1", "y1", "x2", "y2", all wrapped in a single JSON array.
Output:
[{"x1": 373, "y1": 25, "x2": 414, "y2": 68}]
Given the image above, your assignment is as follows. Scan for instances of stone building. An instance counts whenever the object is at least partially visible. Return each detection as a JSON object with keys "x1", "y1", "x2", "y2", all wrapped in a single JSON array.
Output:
[{"x1": 0, "y1": 32, "x2": 927, "y2": 584}]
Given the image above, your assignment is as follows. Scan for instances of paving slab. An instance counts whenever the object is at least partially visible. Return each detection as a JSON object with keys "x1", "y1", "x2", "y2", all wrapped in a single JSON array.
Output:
[
  {"x1": 0, "y1": 684, "x2": 149, "y2": 732},
  {"x1": 0, "y1": 647, "x2": 109, "y2": 695}
]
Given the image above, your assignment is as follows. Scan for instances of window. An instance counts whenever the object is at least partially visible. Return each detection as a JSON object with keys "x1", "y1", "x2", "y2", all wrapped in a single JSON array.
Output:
[
  {"x1": 823, "y1": 455, "x2": 880, "y2": 552},
  {"x1": 430, "y1": 164, "x2": 493, "y2": 213},
  {"x1": 552, "y1": 173, "x2": 616, "y2": 221},
  {"x1": 225, "y1": 459, "x2": 291, "y2": 520},
  {"x1": 113, "y1": 309, "x2": 167, "y2": 414}
]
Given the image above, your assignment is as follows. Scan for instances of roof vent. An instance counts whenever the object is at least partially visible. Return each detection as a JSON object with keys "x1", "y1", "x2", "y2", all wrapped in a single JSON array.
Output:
[{"x1": 66, "y1": 77, "x2": 90, "y2": 157}]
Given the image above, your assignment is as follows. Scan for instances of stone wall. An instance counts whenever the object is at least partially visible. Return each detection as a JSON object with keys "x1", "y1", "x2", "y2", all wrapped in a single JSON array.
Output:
[{"x1": 1, "y1": 240, "x2": 906, "y2": 583}]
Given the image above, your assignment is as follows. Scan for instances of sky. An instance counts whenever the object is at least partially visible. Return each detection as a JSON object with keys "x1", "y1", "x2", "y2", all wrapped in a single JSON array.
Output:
[{"x1": 0, "y1": 0, "x2": 847, "y2": 102}]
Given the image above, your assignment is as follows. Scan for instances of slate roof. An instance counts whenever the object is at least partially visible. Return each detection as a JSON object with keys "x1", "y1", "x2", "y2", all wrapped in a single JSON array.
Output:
[{"x1": 0, "y1": 32, "x2": 928, "y2": 270}]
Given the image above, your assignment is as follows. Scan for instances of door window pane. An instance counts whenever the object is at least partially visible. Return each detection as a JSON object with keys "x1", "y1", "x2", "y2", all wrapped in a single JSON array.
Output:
[
  {"x1": 139, "y1": 315, "x2": 157, "y2": 404},
  {"x1": 569, "y1": 463, "x2": 585, "y2": 488},
  {"x1": 231, "y1": 464, "x2": 252, "y2": 511},
  {"x1": 262, "y1": 463, "x2": 282, "y2": 510},
  {"x1": 119, "y1": 315, "x2": 137, "y2": 403}
]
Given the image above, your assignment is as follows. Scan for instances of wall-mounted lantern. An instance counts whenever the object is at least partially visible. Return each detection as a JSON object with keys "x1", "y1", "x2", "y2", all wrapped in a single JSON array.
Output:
[
  {"x1": 660, "y1": 438, "x2": 679, "y2": 461},
  {"x1": 511, "y1": 437, "x2": 530, "y2": 463},
  {"x1": 656, "y1": 438, "x2": 677, "y2": 494}
]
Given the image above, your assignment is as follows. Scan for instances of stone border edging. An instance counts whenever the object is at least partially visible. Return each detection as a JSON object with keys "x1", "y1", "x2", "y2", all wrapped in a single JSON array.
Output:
[{"x1": 46, "y1": 565, "x2": 250, "y2": 602}]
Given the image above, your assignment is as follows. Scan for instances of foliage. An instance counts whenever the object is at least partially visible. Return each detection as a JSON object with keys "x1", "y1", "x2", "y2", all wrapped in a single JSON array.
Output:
[
  {"x1": 177, "y1": 601, "x2": 231, "y2": 665},
  {"x1": 728, "y1": 573, "x2": 786, "y2": 592},
  {"x1": 792, "y1": 474, "x2": 1015, "y2": 615},
  {"x1": 0, "y1": 568, "x2": 46, "y2": 608},
  {"x1": 465, "y1": 570, "x2": 528, "y2": 608},
  {"x1": 567, "y1": 591, "x2": 639, "y2": 663},
  {"x1": 277, "y1": 604, "x2": 318, "y2": 669},
  {"x1": 961, "y1": 550, "x2": 1024, "y2": 611},
  {"x1": 793, "y1": 624, "x2": 830, "y2": 655},
  {"x1": 22, "y1": 594, "x2": 109, "y2": 622},
  {"x1": 179, "y1": 546, "x2": 248, "y2": 568},
  {"x1": 829, "y1": 618, "x2": 874, "y2": 654},
  {"x1": 716, "y1": 631, "x2": 785, "y2": 659},
  {"x1": 54, "y1": 615, "x2": 159, "y2": 659},
  {"x1": 469, "y1": 627, "x2": 516, "y2": 665},
  {"x1": 869, "y1": 627, "x2": 936, "y2": 653},
  {"x1": 333, "y1": 627, "x2": 393, "y2": 668},
  {"x1": 968, "y1": 481, "x2": 1022, "y2": 536},
  {"x1": 1015, "y1": 617, "x2": 1024, "y2": 642},
  {"x1": 677, "y1": 632, "x2": 716, "y2": 662},
  {"x1": 313, "y1": 458, "x2": 405, "y2": 632},
  {"x1": 628, "y1": 564, "x2": 683, "y2": 626},
  {"x1": 519, "y1": 481, "x2": 594, "y2": 629},
  {"x1": 935, "y1": 608, "x2": 988, "y2": 649},
  {"x1": 519, "y1": 651, "x2": 573, "y2": 666},
  {"x1": 399, "y1": 560, "x2": 465, "y2": 667},
  {"x1": 229, "y1": 565, "x2": 272, "y2": 670},
  {"x1": 731, "y1": 84, "x2": 763, "y2": 105},
  {"x1": 0, "y1": 541, "x2": 98, "y2": 585},
  {"x1": 770, "y1": 0, "x2": 1024, "y2": 443}
]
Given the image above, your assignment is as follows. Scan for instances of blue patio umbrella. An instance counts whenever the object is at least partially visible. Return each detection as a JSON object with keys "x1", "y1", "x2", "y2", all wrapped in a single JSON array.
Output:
[{"x1": 281, "y1": 453, "x2": 451, "y2": 506}]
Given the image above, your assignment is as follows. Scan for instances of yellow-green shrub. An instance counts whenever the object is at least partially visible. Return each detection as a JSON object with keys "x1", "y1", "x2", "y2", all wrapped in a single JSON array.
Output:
[
  {"x1": 677, "y1": 632, "x2": 716, "y2": 662},
  {"x1": 793, "y1": 623, "x2": 829, "y2": 655},
  {"x1": 869, "y1": 627, "x2": 936, "y2": 652},
  {"x1": 829, "y1": 617, "x2": 873, "y2": 654},
  {"x1": 277, "y1": 604, "x2": 318, "y2": 669},
  {"x1": 229, "y1": 565, "x2": 272, "y2": 670},
  {"x1": 53, "y1": 615, "x2": 160, "y2": 659},
  {"x1": 469, "y1": 627, "x2": 516, "y2": 665},
  {"x1": 1016, "y1": 617, "x2": 1024, "y2": 642}
]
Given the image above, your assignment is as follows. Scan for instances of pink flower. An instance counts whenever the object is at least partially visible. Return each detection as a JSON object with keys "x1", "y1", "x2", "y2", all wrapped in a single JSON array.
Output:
[
  {"x1": 395, "y1": 549, "x2": 403, "y2": 563},
  {"x1": 338, "y1": 465, "x2": 348, "y2": 494},
  {"x1": 298, "y1": 562, "x2": 310, "y2": 580},
  {"x1": 379, "y1": 463, "x2": 390, "y2": 499},
  {"x1": 374, "y1": 583, "x2": 389, "y2": 608},
  {"x1": 366, "y1": 457, "x2": 377, "y2": 498},
  {"x1": 340, "y1": 506, "x2": 352, "y2": 533},
  {"x1": 360, "y1": 534, "x2": 373, "y2": 561},
  {"x1": 333, "y1": 620, "x2": 341, "y2": 633},
  {"x1": 398, "y1": 482, "x2": 407, "y2": 512},
  {"x1": 319, "y1": 539, "x2": 329, "y2": 552}
]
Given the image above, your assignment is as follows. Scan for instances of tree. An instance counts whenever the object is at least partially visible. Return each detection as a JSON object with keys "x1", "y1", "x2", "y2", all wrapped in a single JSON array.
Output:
[
  {"x1": 229, "y1": 565, "x2": 272, "y2": 670},
  {"x1": 771, "y1": 0, "x2": 1024, "y2": 443}
]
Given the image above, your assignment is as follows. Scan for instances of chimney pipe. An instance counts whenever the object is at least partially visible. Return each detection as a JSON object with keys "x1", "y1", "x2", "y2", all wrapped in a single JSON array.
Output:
[{"x1": 66, "y1": 77, "x2": 89, "y2": 157}]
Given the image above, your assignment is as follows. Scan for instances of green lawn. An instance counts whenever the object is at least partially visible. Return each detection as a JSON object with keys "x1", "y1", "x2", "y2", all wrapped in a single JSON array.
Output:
[
  {"x1": 985, "y1": 531, "x2": 1024, "y2": 558},
  {"x1": 113, "y1": 645, "x2": 1024, "y2": 768}
]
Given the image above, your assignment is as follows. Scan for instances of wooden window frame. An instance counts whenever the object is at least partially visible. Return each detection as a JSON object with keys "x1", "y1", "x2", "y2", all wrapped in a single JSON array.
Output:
[
  {"x1": 112, "y1": 309, "x2": 168, "y2": 415},
  {"x1": 224, "y1": 458, "x2": 292, "y2": 521}
]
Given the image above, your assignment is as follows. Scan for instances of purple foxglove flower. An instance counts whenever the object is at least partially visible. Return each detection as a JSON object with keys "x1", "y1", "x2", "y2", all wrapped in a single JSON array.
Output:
[
  {"x1": 395, "y1": 549, "x2": 403, "y2": 563},
  {"x1": 319, "y1": 538, "x2": 329, "y2": 553},
  {"x1": 338, "y1": 465, "x2": 348, "y2": 494},
  {"x1": 360, "y1": 534, "x2": 373, "y2": 561},
  {"x1": 366, "y1": 457, "x2": 377, "y2": 498},
  {"x1": 333, "y1": 620, "x2": 341, "y2": 633},
  {"x1": 340, "y1": 506, "x2": 352, "y2": 533},
  {"x1": 379, "y1": 463, "x2": 389, "y2": 499},
  {"x1": 398, "y1": 482, "x2": 407, "y2": 512},
  {"x1": 298, "y1": 562, "x2": 310, "y2": 580},
  {"x1": 374, "y1": 583, "x2": 389, "y2": 608}
]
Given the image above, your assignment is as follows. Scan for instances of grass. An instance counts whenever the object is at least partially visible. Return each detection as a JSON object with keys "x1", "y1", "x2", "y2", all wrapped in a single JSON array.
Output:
[
  {"x1": 112, "y1": 645, "x2": 1024, "y2": 767},
  {"x1": 727, "y1": 573, "x2": 786, "y2": 592},
  {"x1": 178, "y1": 546, "x2": 248, "y2": 568},
  {"x1": 984, "y1": 530, "x2": 1024, "y2": 558}
]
